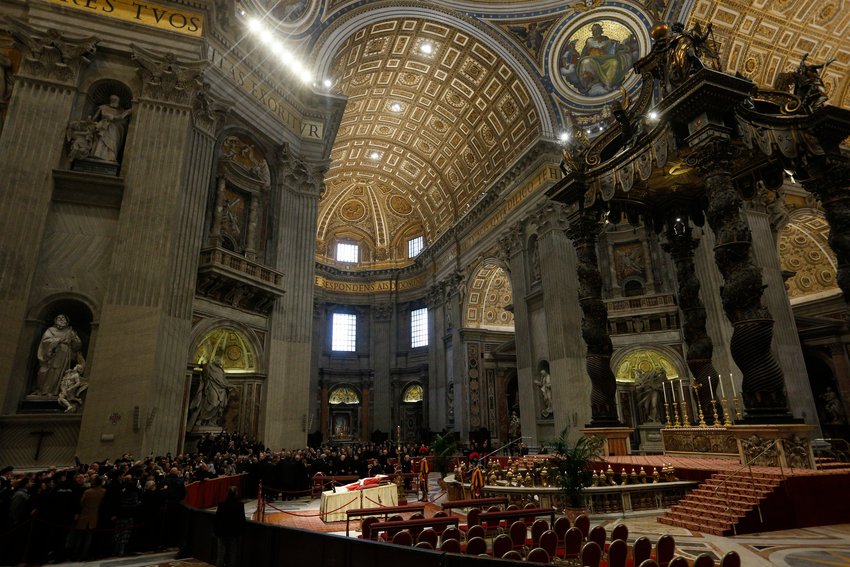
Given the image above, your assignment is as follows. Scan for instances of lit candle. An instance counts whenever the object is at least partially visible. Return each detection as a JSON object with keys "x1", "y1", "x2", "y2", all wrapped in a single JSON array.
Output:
[
  {"x1": 730, "y1": 372, "x2": 736, "y2": 398},
  {"x1": 708, "y1": 375, "x2": 715, "y2": 400},
  {"x1": 718, "y1": 374, "x2": 726, "y2": 400},
  {"x1": 670, "y1": 381, "x2": 677, "y2": 403},
  {"x1": 662, "y1": 381, "x2": 668, "y2": 404},
  {"x1": 679, "y1": 379, "x2": 686, "y2": 402}
]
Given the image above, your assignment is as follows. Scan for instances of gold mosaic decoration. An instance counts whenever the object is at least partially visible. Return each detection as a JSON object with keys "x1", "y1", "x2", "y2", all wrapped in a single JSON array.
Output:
[
  {"x1": 614, "y1": 349, "x2": 679, "y2": 382},
  {"x1": 402, "y1": 383, "x2": 424, "y2": 403},
  {"x1": 329, "y1": 385, "x2": 360, "y2": 405},
  {"x1": 778, "y1": 210, "x2": 839, "y2": 301},
  {"x1": 464, "y1": 262, "x2": 515, "y2": 330},
  {"x1": 192, "y1": 328, "x2": 257, "y2": 374}
]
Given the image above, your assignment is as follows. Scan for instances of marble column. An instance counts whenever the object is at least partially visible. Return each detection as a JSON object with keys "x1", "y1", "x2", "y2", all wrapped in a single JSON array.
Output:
[
  {"x1": 361, "y1": 381, "x2": 371, "y2": 442},
  {"x1": 565, "y1": 208, "x2": 621, "y2": 426},
  {"x1": 263, "y1": 144, "x2": 326, "y2": 449},
  {"x1": 745, "y1": 189, "x2": 819, "y2": 430},
  {"x1": 696, "y1": 140, "x2": 792, "y2": 422},
  {"x1": 426, "y1": 283, "x2": 448, "y2": 430},
  {"x1": 532, "y1": 202, "x2": 590, "y2": 442},
  {"x1": 77, "y1": 46, "x2": 211, "y2": 460},
  {"x1": 0, "y1": 21, "x2": 98, "y2": 413},
  {"x1": 445, "y1": 271, "x2": 468, "y2": 440},
  {"x1": 372, "y1": 303, "x2": 394, "y2": 433}
]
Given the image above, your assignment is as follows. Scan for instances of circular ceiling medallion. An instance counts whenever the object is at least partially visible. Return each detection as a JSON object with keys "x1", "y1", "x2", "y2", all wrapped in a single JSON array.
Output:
[
  {"x1": 445, "y1": 90, "x2": 466, "y2": 108},
  {"x1": 430, "y1": 117, "x2": 447, "y2": 133},
  {"x1": 399, "y1": 72, "x2": 420, "y2": 86},
  {"x1": 340, "y1": 199, "x2": 367, "y2": 222},
  {"x1": 550, "y1": 10, "x2": 649, "y2": 104},
  {"x1": 226, "y1": 345, "x2": 242, "y2": 361},
  {"x1": 389, "y1": 195, "x2": 412, "y2": 216}
]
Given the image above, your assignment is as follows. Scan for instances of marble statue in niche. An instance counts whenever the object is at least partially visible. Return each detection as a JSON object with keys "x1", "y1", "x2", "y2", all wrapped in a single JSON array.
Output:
[
  {"x1": 66, "y1": 94, "x2": 132, "y2": 165},
  {"x1": 31, "y1": 314, "x2": 86, "y2": 397},
  {"x1": 535, "y1": 367, "x2": 553, "y2": 418},
  {"x1": 57, "y1": 364, "x2": 88, "y2": 413},
  {"x1": 187, "y1": 356, "x2": 233, "y2": 430},
  {"x1": 635, "y1": 367, "x2": 666, "y2": 423}
]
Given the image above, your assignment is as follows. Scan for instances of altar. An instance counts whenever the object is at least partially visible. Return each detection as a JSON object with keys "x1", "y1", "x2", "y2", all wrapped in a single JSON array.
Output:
[{"x1": 319, "y1": 483, "x2": 398, "y2": 522}]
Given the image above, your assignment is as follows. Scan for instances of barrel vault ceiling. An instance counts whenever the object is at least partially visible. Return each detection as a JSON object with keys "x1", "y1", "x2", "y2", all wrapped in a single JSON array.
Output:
[{"x1": 243, "y1": 0, "x2": 850, "y2": 272}]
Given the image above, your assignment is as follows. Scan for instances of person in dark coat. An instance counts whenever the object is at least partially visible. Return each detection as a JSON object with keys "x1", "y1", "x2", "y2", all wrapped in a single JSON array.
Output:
[{"x1": 213, "y1": 486, "x2": 245, "y2": 567}]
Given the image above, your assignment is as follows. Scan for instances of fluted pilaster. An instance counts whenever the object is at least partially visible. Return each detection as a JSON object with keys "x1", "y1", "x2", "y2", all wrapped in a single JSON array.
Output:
[{"x1": 0, "y1": 21, "x2": 97, "y2": 412}]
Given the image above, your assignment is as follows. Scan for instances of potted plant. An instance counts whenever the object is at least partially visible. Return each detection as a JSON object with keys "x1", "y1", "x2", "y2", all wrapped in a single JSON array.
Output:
[
  {"x1": 429, "y1": 432, "x2": 458, "y2": 478},
  {"x1": 551, "y1": 427, "x2": 604, "y2": 517}
]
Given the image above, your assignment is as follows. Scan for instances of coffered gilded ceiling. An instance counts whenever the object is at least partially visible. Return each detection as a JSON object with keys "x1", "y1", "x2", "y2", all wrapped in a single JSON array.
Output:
[
  {"x1": 316, "y1": 16, "x2": 541, "y2": 268},
  {"x1": 778, "y1": 210, "x2": 839, "y2": 302}
]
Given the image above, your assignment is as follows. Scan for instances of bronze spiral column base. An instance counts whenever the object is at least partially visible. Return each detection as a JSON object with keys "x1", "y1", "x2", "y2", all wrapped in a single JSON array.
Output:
[
  {"x1": 687, "y1": 358, "x2": 723, "y2": 425},
  {"x1": 730, "y1": 319, "x2": 795, "y2": 422},
  {"x1": 586, "y1": 354, "x2": 622, "y2": 427}
]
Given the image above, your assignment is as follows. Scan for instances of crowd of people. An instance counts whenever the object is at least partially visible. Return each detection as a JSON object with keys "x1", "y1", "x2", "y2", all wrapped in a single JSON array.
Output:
[{"x1": 0, "y1": 432, "x2": 441, "y2": 566}]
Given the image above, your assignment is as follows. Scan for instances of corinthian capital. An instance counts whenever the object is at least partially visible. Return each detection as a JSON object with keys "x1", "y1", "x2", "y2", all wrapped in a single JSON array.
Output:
[
  {"x1": 531, "y1": 202, "x2": 569, "y2": 235},
  {"x1": 277, "y1": 142, "x2": 327, "y2": 197},
  {"x1": 131, "y1": 44, "x2": 206, "y2": 105},
  {"x1": 6, "y1": 18, "x2": 97, "y2": 84}
]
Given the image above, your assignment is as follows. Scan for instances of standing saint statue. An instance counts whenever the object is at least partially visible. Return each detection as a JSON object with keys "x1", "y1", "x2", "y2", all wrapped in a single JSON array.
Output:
[
  {"x1": 32, "y1": 314, "x2": 85, "y2": 396},
  {"x1": 635, "y1": 367, "x2": 666, "y2": 423},
  {"x1": 90, "y1": 95, "x2": 132, "y2": 163},
  {"x1": 534, "y1": 368, "x2": 553, "y2": 418},
  {"x1": 187, "y1": 357, "x2": 233, "y2": 430}
]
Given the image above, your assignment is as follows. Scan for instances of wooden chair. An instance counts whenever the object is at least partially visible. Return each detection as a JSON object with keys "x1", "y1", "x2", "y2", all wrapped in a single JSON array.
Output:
[
  {"x1": 656, "y1": 534, "x2": 676, "y2": 567},
  {"x1": 693, "y1": 553, "x2": 714, "y2": 567},
  {"x1": 608, "y1": 538, "x2": 627, "y2": 567},
  {"x1": 414, "y1": 541, "x2": 433, "y2": 550},
  {"x1": 633, "y1": 536, "x2": 652, "y2": 566},
  {"x1": 523, "y1": 501, "x2": 538, "y2": 525},
  {"x1": 441, "y1": 526, "x2": 462, "y2": 544},
  {"x1": 563, "y1": 527, "x2": 584, "y2": 564},
  {"x1": 668, "y1": 557, "x2": 688, "y2": 567},
  {"x1": 410, "y1": 512, "x2": 425, "y2": 520},
  {"x1": 539, "y1": 529, "x2": 558, "y2": 559},
  {"x1": 493, "y1": 533, "x2": 513, "y2": 558},
  {"x1": 611, "y1": 523, "x2": 628, "y2": 543},
  {"x1": 465, "y1": 536, "x2": 487, "y2": 556},
  {"x1": 466, "y1": 524, "x2": 486, "y2": 541},
  {"x1": 531, "y1": 519, "x2": 549, "y2": 547},
  {"x1": 574, "y1": 514, "x2": 590, "y2": 539},
  {"x1": 360, "y1": 516, "x2": 379, "y2": 540},
  {"x1": 501, "y1": 550, "x2": 523, "y2": 561},
  {"x1": 527, "y1": 547, "x2": 550, "y2": 564},
  {"x1": 553, "y1": 516, "x2": 571, "y2": 542},
  {"x1": 466, "y1": 507, "x2": 482, "y2": 527},
  {"x1": 588, "y1": 525, "x2": 606, "y2": 551},
  {"x1": 440, "y1": 538, "x2": 461, "y2": 553},
  {"x1": 392, "y1": 530, "x2": 413, "y2": 546},
  {"x1": 388, "y1": 514, "x2": 404, "y2": 522},
  {"x1": 639, "y1": 561, "x2": 660, "y2": 567},
  {"x1": 433, "y1": 510, "x2": 448, "y2": 518},
  {"x1": 417, "y1": 528, "x2": 438, "y2": 548},
  {"x1": 488, "y1": 505, "x2": 502, "y2": 512},
  {"x1": 720, "y1": 551, "x2": 741, "y2": 567},
  {"x1": 509, "y1": 520, "x2": 527, "y2": 554},
  {"x1": 581, "y1": 541, "x2": 602, "y2": 567},
  {"x1": 506, "y1": 504, "x2": 520, "y2": 511}
]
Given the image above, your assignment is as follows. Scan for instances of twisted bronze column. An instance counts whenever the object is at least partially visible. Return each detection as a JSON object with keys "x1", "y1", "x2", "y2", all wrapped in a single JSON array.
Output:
[
  {"x1": 566, "y1": 208, "x2": 621, "y2": 426},
  {"x1": 696, "y1": 140, "x2": 792, "y2": 422},
  {"x1": 662, "y1": 218, "x2": 723, "y2": 424}
]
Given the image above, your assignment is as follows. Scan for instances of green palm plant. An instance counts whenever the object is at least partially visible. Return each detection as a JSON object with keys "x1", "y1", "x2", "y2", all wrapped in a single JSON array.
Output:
[
  {"x1": 551, "y1": 428, "x2": 605, "y2": 508},
  {"x1": 429, "y1": 432, "x2": 458, "y2": 478}
]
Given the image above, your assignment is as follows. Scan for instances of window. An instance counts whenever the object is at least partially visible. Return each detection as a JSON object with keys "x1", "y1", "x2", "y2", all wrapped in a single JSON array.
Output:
[
  {"x1": 336, "y1": 242, "x2": 359, "y2": 263},
  {"x1": 332, "y1": 313, "x2": 356, "y2": 351},
  {"x1": 410, "y1": 307, "x2": 428, "y2": 348},
  {"x1": 408, "y1": 235, "x2": 424, "y2": 258}
]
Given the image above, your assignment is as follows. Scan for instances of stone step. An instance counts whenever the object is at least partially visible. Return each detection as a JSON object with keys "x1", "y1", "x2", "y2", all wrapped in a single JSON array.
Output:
[
  {"x1": 705, "y1": 477, "x2": 780, "y2": 490},
  {"x1": 670, "y1": 500, "x2": 753, "y2": 516},
  {"x1": 663, "y1": 508, "x2": 739, "y2": 527},
  {"x1": 689, "y1": 489, "x2": 763, "y2": 503},
  {"x1": 657, "y1": 516, "x2": 730, "y2": 536}
]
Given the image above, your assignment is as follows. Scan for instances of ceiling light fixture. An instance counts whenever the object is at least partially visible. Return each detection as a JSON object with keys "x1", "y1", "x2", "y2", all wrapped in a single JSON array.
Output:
[
  {"x1": 420, "y1": 42, "x2": 433, "y2": 55},
  {"x1": 370, "y1": 151, "x2": 380, "y2": 160},
  {"x1": 648, "y1": 110, "x2": 659, "y2": 121},
  {"x1": 558, "y1": 132, "x2": 570, "y2": 142},
  {"x1": 323, "y1": 78, "x2": 333, "y2": 88},
  {"x1": 389, "y1": 102, "x2": 402, "y2": 112}
]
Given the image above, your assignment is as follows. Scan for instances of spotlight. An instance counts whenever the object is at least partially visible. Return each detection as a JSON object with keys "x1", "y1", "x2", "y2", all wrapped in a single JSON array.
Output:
[
  {"x1": 247, "y1": 17, "x2": 262, "y2": 32},
  {"x1": 420, "y1": 42, "x2": 433, "y2": 55},
  {"x1": 558, "y1": 132, "x2": 570, "y2": 142},
  {"x1": 586, "y1": 129, "x2": 592, "y2": 135},
  {"x1": 323, "y1": 78, "x2": 333, "y2": 88},
  {"x1": 648, "y1": 110, "x2": 659, "y2": 121},
  {"x1": 390, "y1": 102, "x2": 402, "y2": 112},
  {"x1": 370, "y1": 151, "x2": 380, "y2": 160}
]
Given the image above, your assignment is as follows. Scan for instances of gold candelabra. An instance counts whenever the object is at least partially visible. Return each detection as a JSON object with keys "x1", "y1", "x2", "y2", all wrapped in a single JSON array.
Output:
[
  {"x1": 709, "y1": 398, "x2": 720, "y2": 425},
  {"x1": 692, "y1": 382, "x2": 707, "y2": 427},
  {"x1": 672, "y1": 401, "x2": 681, "y2": 427}
]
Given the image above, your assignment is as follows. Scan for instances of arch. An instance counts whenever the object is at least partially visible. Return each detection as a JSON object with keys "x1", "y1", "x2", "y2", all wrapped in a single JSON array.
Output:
[
  {"x1": 402, "y1": 382, "x2": 424, "y2": 403},
  {"x1": 329, "y1": 384, "x2": 362, "y2": 405},
  {"x1": 188, "y1": 319, "x2": 265, "y2": 375},
  {"x1": 611, "y1": 345, "x2": 684, "y2": 383},
  {"x1": 778, "y1": 208, "x2": 839, "y2": 302},
  {"x1": 464, "y1": 259, "x2": 515, "y2": 330}
]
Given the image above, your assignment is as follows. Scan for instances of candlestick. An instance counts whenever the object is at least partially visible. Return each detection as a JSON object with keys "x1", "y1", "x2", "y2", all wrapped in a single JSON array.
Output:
[
  {"x1": 679, "y1": 379, "x2": 685, "y2": 402},
  {"x1": 708, "y1": 375, "x2": 715, "y2": 400},
  {"x1": 724, "y1": 396, "x2": 733, "y2": 427},
  {"x1": 679, "y1": 380, "x2": 689, "y2": 425},
  {"x1": 710, "y1": 398, "x2": 720, "y2": 425},
  {"x1": 692, "y1": 382, "x2": 707, "y2": 427},
  {"x1": 673, "y1": 401, "x2": 681, "y2": 428},
  {"x1": 664, "y1": 398, "x2": 673, "y2": 428},
  {"x1": 662, "y1": 382, "x2": 668, "y2": 404},
  {"x1": 734, "y1": 395, "x2": 743, "y2": 420},
  {"x1": 730, "y1": 372, "x2": 736, "y2": 398},
  {"x1": 718, "y1": 374, "x2": 726, "y2": 400}
]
